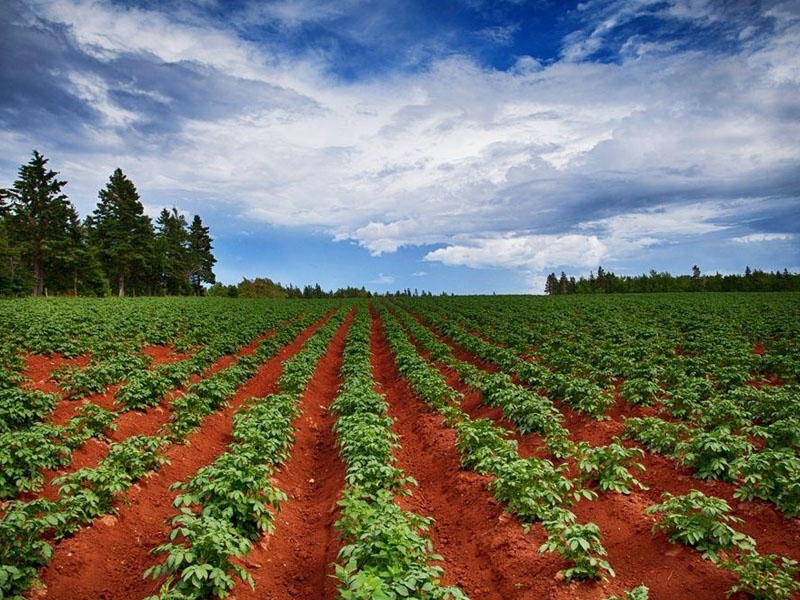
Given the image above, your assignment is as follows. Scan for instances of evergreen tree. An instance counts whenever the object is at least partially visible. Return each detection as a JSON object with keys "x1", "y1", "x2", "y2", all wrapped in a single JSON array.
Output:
[
  {"x1": 0, "y1": 192, "x2": 17, "y2": 294},
  {"x1": 186, "y1": 214, "x2": 216, "y2": 294},
  {"x1": 4, "y1": 151, "x2": 77, "y2": 295},
  {"x1": 155, "y1": 207, "x2": 190, "y2": 295},
  {"x1": 545, "y1": 272, "x2": 559, "y2": 295},
  {"x1": 88, "y1": 168, "x2": 154, "y2": 297}
]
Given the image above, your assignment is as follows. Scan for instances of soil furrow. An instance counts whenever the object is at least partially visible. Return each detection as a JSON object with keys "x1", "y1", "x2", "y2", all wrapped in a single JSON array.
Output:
[
  {"x1": 21, "y1": 329, "x2": 281, "y2": 504},
  {"x1": 397, "y1": 308, "x2": 800, "y2": 597},
  {"x1": 369, "y1": 306, "x2": 571, "y2": 600},
  {"x1": 29, "y1": 315, "x2": 329, "y2": 600},
  {"x1": 232, "y1": 311, "x2": 353, "y2": 600}
]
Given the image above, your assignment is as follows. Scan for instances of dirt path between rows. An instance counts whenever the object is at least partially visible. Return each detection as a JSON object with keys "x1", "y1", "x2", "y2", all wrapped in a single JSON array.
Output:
[
  {"x1": 369, "y1": 306, "x2": 579, "y2": 600},
  {"x1": 29, "y1": 315, "x2": 330, "y2": 600},
  {"x1": 232, "y1": 310, "x2": 353, "y2": 600},
  {"x1": 396, "y1": 306, "x2": 800, "y2": 599},
  {"x1": 19, "y1": 329, "x2": 281, "y2": 505}
]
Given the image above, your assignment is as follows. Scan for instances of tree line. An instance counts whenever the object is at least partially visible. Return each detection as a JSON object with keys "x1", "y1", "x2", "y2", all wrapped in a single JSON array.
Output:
[
  {"x1": 0, "y1": 151, "x2": 215, "y2": 297},
  {"x1": 208, "y1": 277, "x2": 442, "y2": 299},
  {"x1": 545, "y1": 265, "x2": 800, "y2": 295}
]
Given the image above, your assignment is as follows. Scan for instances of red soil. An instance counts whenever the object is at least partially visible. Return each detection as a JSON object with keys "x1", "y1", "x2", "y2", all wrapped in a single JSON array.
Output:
[
  {"x1": 140, "y1": 344, "x2": 191, "y2": 364},
  {"x1": 397, "y1": 309, "x2": 800, "y2": 599},
  {"x1": 21, "y1": 353, "x2": 90, "y2": 395},
  {"x1": 370, "y1": 307, "x2": 576, "y2": 600},
  {"x1": 18, "y1": 309, "x2": 800, "y2": 600},
  {"x1": 232, "y1": 311, "x2": 353, "y2": 600},
  {"x1": 18, "y1": 330, "x2": 281, "y2": 504},
  {"x1": 28, "y1": 315, "x2": 329, "y2": 600}
]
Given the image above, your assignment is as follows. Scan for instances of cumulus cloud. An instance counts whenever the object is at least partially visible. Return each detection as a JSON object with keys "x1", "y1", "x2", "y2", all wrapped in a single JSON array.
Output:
[
  {"x1": 424, "y1": 233, "x2": 607, "y2": 271},
  {"x1": 732, "y1": 233, "x2": 794, "y2": 244},
  {"x1": 1, "y1": 0, "x2": 798, "y2": 281}
]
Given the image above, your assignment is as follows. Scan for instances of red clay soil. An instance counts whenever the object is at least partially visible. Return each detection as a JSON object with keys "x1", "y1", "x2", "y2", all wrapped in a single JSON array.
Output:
[
  {"x1": 19, "y1": 330, "x2": 282, "y2": 504},
  {"x1": 231, "y1": 311, "x2": 353, "y2": 600},
  {"x1": 401, "y1": 311, "x2": 800, "y2": 599},
  {"x1": 21, "y1": 353, "x2": 91, "y2": 395},
  {"x1": 28, "y1": 315, "x2": 330, "y2": 600},
  {"x1": 370, "y1": 307, "x2": 579, "y2": 600}
]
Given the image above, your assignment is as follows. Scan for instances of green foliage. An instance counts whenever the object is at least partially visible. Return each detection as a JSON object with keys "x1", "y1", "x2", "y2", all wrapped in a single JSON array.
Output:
[
  {"x1": 63, "y1": 400, "x2": 118, "y2": 446},
  {"x1": 605, "y1": 585, "x2": 649, "y2": 600},
  {"x1": 721, "y1": 551, "x2": 800, "y2": 600},
  {"x1": 144, "y1": 511, "x2": 254, "y2": 599},
  {"x1": 0, "y1": 499, "x2": 62, "y2": 599},
  {"x1": 675, "y1": 426, "x2": 753, "y2": 481},
  {"x1": 331, "y1": 308, "x2": 469, "y2": 599},
  {"x1": 116, "y1": 370, "x2": 172, "y2": 410},
  {"x1": 734, "y1": 449, "x2": 800, "y2": 518},
  {"x1": 172, "y1": 452, "x2": 284, "y2": 540},
  {"x1": 575, "y1": 439, "x2": 647, "y2": 494},
  {"x1": 454, "y1": 418, "x2": 518, "y2": 473},
  {"x1": 3, "y1": 150, "x2": 79, "y2": 296},
  {"x1": 645, "y1": 490, "x2": 755, "y2": 561},
  {"x1": 548, "y1": 373, "x2": 614, "y2": 418},
  {"x1": 619, "y1": 377, "x2": 661, "y2": 406},
  {"x1": 88, "y1": 168, "x2": 154, "y2": 297},
  {"x1": 491, "y1": 458, "x2": 588, "y2": 524},
  {"x1": 335, "y1": 490, "x2": 468, "y2": 600},
  {"x1": 623, "y1": 417, "x2": 687, "y2": 455},
  {"x1": 0, "y1": 424, "x2": 71, "y2": 498},
  {"x1": 0, "y1": 387, "x2": 58, "y2": 433},
  {"x1": 540, "y1": 509, "x2": 615, "y2": 582},
  {"x1": 145, "y1": 307, "x2": 347, "y2": 600}
]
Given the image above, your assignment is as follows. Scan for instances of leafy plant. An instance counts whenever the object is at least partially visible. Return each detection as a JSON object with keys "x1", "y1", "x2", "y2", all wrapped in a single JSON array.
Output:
[
  {"x1": 575, "y1": 439, "x2": 647, "y2": 494},
  {"x1": 0, "y1": 424, "x2": 71, "y2": 497},
  {"x1": 623, "y1": 417, "x2": 687, "y2": 456},
  {"x1": 620, "y1": 377, "x2": 660, "y2": 406},
  {"x1": 645, "y1": 490, "x2": 755, "y2": 561},
  {"x1": 335, "y1": 490, "x2": 468, "y2": 600},
  {"x1": 0, "y1": 499, "x2": 63, "y2": 599},
  {"x1": 721, "y1": 551, "x2": 800, "y2": 600},
  {"x1": 734, "y1": 449, "x2": 800, "y2": 518},
  {"x1": 491, "y1": 458, "x2": 588, "y2": 525},
  {"x1": 63, "y1": 401, "x2": 118, "y2": 445},
  {"x1": 144, "y1": 511, "x2": 254, "y2": 600},
  {"x1": 675, "y1": 426, "x2": 753, "y2": 481},
  {"x1": 605, "y1": 585, "x2": 649, "y2": 600},
  {"x1": 539, "y1": 509, "x2": 615, "y2": 582}
]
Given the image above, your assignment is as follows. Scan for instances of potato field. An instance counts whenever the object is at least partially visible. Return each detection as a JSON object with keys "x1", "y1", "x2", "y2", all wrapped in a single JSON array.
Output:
[{"x1": 1, "y1": 293, "x2": 799, "y2": 600}]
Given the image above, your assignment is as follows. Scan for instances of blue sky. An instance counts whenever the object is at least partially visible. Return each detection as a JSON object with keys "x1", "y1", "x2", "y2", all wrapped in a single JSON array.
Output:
[{"x1": 1, "y1": 0, "x2": 798, "y2": 293}]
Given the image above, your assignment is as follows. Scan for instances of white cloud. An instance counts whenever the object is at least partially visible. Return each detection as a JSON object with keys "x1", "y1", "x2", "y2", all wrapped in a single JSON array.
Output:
[
  {"x1": 424, "y1": 233, "x2": 607, "y2": 270},
  {"x1": 732, "y1": 233, "x2": 794, "y2": 244},
  {"x1": 6, "y1": 0, "x2": 799, "y2": 280},
  {"x1": 580, "y1": 202, "x2": 734, "y2": 242}
]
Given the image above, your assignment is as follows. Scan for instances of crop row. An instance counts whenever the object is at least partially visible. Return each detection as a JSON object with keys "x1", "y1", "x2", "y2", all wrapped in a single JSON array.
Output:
[
  {"x1": 397, "y1": 299, "x2": 800, "y2": 519},
  {"x1": 143, "y1": 307, "x2": 347, "y2": 599},
  {"x1": 384, "y1": 298, "x2": 800, "y2": 598},
  {"x1": 0, "y1": 305, "x2": 329, "y2": 599},
  {"x1": 330, "y1": 307, "x2": 467, "y2": 599},
  {"x1": 377, "y1": 304, "x2": 618, "y2": 583}
]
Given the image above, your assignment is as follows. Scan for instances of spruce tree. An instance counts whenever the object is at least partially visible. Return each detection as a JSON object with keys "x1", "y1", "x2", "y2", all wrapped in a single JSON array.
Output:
[
  {"x1": 187, "y1": 214, "x2": 216, "y2": 294},
  {"x1": 155, "y1": 207, "x2": 189, "y2": 295},
  {"x1": 4, "y1": 151, "x2": 77, "y2": 295},
  {"x1": 88, "y1": 168, "x2": 154, "y2": 297}
]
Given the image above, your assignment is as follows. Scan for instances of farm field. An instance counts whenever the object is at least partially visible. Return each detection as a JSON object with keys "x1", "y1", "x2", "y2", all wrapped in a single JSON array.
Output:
[{"x1": 1, "y1": 293, "x2": 799, "y2": 600}]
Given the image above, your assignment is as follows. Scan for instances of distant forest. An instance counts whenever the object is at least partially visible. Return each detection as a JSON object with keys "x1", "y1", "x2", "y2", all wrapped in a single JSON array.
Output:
[
  {"x1": 0, "y1": 151, "x2": 215, "y2": 297},
  {"x1": 545, "y1": 265, "x2": 800, "y2": 295}
]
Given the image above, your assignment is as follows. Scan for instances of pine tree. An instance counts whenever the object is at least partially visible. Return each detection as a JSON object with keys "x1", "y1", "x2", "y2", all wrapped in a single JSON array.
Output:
[
  {"x1": 0, "y1": 192, "x2": 16, "y2": 294},
  {"x1": 186, "y1": 214, "x2": 216, "y2": 294},
  {"x1": 88, "y1": 168, "x2": 154, "y2": 297},
  {"x1": 155, "y1": 207, "x2": 189, "y2": 295},
  {"x1": 4, "y1": 151, "x2": 77, "y2": 295}
]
